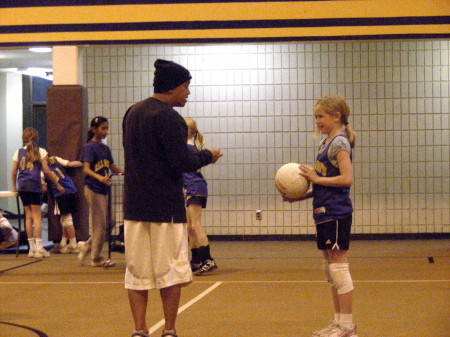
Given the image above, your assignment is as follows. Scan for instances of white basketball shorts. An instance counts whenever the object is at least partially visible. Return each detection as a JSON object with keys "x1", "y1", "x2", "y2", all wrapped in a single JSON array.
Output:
[{"x1": 124, "y1": 220, "x2": 193, "y2": 290}]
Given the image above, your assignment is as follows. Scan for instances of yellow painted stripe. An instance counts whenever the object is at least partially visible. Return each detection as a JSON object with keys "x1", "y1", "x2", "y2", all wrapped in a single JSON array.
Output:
[
  {"x1": 1, "y1": 1, "x2": 449, "y2": 25},
  {"x1": 1, "y1": 25, "x2": 448, "y2": 44}
]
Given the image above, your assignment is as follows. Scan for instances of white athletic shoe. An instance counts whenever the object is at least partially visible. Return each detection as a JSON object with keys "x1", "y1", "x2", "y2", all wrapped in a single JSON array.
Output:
[
  {"x1": 328, "y1": 325, "x2": 358, "y2": 337},
  {"x1": 90, "y1": 257, "x2": 115, "y2": 268},
  {"x1": 77, "y1": 241, "x2": 89, "y2": 265},
  {"x1": 28, "y1": 249, "x2": 36, "y2": 258},
  {"x1": 34, "y1": 248, "x2": 50, "y2": 258},
  {"x1": 67, "y1": 245, "x2": 79, "y2": 254},
  {"x1": 312, "y1": 322, "x2": 340, "y2": 336}
]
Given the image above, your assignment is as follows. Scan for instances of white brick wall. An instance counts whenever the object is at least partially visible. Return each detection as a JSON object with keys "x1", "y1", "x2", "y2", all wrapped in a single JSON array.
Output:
[{"x1": 83, "y1": 40, "x2": 450, "y2": 235}]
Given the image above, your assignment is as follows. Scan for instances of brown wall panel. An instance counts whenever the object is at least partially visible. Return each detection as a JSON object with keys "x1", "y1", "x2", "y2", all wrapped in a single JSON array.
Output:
[{"x1": 46, "y1": 85, "x2": 89, "y2": 242}]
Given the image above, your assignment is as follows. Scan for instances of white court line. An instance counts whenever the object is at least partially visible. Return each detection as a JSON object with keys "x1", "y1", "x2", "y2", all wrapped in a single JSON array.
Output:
[
  {"x1": 149, "y1": 281, "x2": 223, "y2": 334},
  {"x1": 1, "y1": 279, "x2": 449, "y2": 285},
  {"x1": 196, "y1": 279, "x2": 450, "y2": 284}
]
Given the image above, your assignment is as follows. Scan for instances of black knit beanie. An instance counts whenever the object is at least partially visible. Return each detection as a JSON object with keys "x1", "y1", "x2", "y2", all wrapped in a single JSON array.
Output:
[{"x1": 153, "y1": 59, "x2": 192, "y2": 93}]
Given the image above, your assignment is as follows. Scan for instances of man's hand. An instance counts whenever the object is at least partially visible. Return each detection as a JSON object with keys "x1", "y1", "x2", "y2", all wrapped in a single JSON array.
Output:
[{"x1": 207, "y1": 148, "x2": 223, "y2": 163}]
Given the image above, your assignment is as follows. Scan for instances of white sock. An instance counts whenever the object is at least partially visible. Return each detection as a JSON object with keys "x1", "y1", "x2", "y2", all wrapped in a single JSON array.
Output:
[
  {"x1": 35, "y1": 238, "x2": 43, "y2": 250},
  {"x1": 60, "y1": 237, "x2": 67, "y2": 246},
  {"x1": 69, "y1": 238, "x2": 77, "y2": 247},
  {"x1": 28, "y1": 238, "x2": 36, "y2": 250},
  {"x1": 334, "y1": 313, "x2": 340, "y2": 324},
  {"x1": 340, "y1": 313, "x2": 353, "y2": 329}
]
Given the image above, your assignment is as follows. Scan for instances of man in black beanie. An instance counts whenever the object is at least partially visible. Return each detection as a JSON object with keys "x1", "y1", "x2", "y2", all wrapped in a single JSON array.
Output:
[
  {"x1": 122, "y1": 59, "x2": 222, "y2": 337},
  {"x1": 153, "y1": 59, "x2": 192, "y2": 94}
]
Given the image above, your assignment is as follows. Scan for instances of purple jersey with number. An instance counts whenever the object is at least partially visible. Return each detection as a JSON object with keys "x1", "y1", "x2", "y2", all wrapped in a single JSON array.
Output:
[
  {"x1": 17, "y1": 148, "x2": 42, "y2": 193},
  {"x1": 47, "y1": 160, "x2": 77, "y2": 197},
  {"x1": 81, "y1": 140, "x2": 114, "y2": 195},
  {"x1": 312, "y1": 134, "x2": 353, "y2": 224}
]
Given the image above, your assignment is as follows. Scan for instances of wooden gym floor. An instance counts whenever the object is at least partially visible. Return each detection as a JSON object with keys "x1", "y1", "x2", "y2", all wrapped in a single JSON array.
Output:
[{"x1": 1, "y1": 239, "x2": 449, "y2": 337}]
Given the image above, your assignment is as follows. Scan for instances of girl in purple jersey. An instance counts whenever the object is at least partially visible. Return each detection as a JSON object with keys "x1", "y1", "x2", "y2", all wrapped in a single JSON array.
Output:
[
  {"x1": 183, "y1": 117, "x2": 217, "y2": 275},
  {"x1": 285, "y1": 95, "x2": 358, "y2": 337},
  {"x1": 79, "y1": 117, "x2": 124, "y2": 267},
  {"x1": 11, "y1": 128, "x2": 64, "y2": 258},
  {"x1": 46, "y1": 156, "x2": 83, "y2": 254}
]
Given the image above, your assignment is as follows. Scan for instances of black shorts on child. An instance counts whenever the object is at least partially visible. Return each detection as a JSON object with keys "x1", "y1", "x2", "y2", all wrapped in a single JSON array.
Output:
[
  {"x1": 316, "y1": 215, "x2": 352, "y2": 251},
  {"x1": 55, "y1": 193, "x2": 77, "y2": 214},
  {"x1": 19, "y1": 191, "x2": 42, "y2": 207},
  {"x1": 186, "y1": 195, "x2": 207, "y2": 209}
]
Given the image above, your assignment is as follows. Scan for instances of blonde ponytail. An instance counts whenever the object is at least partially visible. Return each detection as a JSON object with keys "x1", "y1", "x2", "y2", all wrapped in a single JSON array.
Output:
[
  {"x1": 22, "y1": 128, "x2": 41, "y2": 162},
  {"x1": 194, "y1": 130, "x2": 205, "y2": 150},
  {"x1": 184, "y1": 117, "x2": 205, "y2": 150},
  {"x1": 344, "y1": 123, "x2": 357, "y2": 149}
]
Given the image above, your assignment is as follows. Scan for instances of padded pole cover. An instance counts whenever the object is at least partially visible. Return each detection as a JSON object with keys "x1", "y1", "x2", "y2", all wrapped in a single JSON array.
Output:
[{"x1": 46, "y1": 85, "x2": 89, "y2": 241}]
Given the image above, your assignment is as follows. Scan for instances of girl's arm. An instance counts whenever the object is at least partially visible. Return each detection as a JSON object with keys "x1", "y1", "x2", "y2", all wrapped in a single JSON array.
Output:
[
  {"x1": 299, "y1": 150, "x2": 353, "y2": 188},
  {"x1": 282, "y1": 189, "x2": 313, "y2": 203},
  {"x1": 10, "y1": 161, "x2": 19, "y2": 192},
  {"x1": 66, "y1": 160, "x2": 83, "y2": 168},
  {"x1": 42, "y1": 156, "x2": 65, "y2": 194},
  {"x1": 83, "y1": 161, "x2": 111, "y2": 186},
  {"x1": 110, "y1": 163, "x2": 124, "y2": 175}
]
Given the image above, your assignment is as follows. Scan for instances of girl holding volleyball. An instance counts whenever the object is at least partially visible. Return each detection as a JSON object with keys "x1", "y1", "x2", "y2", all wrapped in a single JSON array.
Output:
[
  {"x1": 78, "y1": 116, "x2": 124, "y2": 267},
  {"x1": 285, "y1": 95, "x2": 358, "y2": 337},
  {"x1": 183, "y1": 117, "x2": 217, "y2": 275}
]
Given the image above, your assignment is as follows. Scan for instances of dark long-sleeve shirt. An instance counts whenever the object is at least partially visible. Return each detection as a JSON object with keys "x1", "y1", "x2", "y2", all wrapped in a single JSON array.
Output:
[{"x1": 122, "y1": 97, "x2": 213, "y2": 223}]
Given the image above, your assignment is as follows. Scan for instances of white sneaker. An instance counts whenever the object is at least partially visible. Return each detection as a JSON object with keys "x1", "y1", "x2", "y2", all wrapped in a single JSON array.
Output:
[
  {"x1": 90, "y1": 257, "x2": 115, "y2": 268},
  {"x1": 328, "y1": 325, "x2": 358, "y2": 337},
  {"x1": 28, "y1": 249, "x2": 36, "y2": 258},
  {"x1": 312, "y1": 322, "x2": 340, "y2": 336},
  {"x1": 77, "y1": 241, "x2": 89, "y2": 265},
  {"x1": 67, "y1": 245, "x2": 79, "y2": 253},
  {"x1": 60, "y1": 245, "x2": 68, "y2": 254},
  {"x1": 35, "y1": 248, "x2": 50, "y2": 258}
]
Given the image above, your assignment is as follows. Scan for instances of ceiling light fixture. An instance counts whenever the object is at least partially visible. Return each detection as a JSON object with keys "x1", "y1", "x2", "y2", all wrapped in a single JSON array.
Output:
[{"x1": 29, "y1": 47, "x2": 52, "y2": 53}]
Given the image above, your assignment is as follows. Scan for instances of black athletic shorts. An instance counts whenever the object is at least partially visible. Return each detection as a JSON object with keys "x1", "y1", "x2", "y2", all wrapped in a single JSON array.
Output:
[
  {"x1": 186, "y1": 195, "x2": 207, "y2": 209},
  {"x1": 316, "y1": 215, "x2": 352, "y2": 250},
  {"x1": 19, "y1": 191, "x2": 42, "y2": 207},
  {"x1": 55, "y1": 193, "x2": 77, "y2": 215}
]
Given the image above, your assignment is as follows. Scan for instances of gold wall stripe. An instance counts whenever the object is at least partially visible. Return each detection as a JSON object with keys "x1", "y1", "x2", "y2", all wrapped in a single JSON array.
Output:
[
  {"x1": 1, "y1": 0, "x2": 449, "y2": 26},
  {"x1": 1, "y1": 25, "x2": 449, "y2": 44}
]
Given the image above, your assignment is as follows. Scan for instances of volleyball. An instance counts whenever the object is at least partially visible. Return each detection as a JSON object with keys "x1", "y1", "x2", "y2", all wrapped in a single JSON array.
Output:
[{"x1": 275, "y1": 163, "x2": 310, "y2": 199}]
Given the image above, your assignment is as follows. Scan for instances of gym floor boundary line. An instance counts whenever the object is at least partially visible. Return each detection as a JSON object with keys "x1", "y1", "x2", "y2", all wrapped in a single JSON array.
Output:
[
  {"x1": 0, "y1": 322, "x2": 49, "y2": 337},
  {"x1": 0, "y1": 259, "x2": 42, "y2": 274},
  {"x1": 0, "y1": 279, "x2": 449, "y2": 284},
  {"x1": 149, "y1": 281, "x2": 223, "y2": 334}
]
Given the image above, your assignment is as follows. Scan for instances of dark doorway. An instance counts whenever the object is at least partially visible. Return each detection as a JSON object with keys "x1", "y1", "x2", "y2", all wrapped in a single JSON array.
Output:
[
  {"x1": 32, "y1": 104, "x2": 47, "y2": 148},
  {"x1": 22, "y1": 75, "x2": 52, "y2": 148}
]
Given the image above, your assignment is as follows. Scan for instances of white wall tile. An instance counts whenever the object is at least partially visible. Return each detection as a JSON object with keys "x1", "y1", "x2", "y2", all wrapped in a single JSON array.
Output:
[{"x1": 83, "y1": 40, "x2": 450, "y2": 236}]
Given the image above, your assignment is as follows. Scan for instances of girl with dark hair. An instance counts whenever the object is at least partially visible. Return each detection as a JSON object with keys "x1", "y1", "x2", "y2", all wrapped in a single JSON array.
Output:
[{"x1": 78, "y1": 117, "x2": 124, "y2": 267}]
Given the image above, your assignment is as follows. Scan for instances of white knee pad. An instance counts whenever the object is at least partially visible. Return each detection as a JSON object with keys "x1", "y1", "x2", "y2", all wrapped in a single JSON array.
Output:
[
  {"x1": 322, "y1": 260, "x2": 335, "y2": 288},
  {"x1": 329, "y1": 263, "x2": 354, "y2": 294},
  {"x1": 60, "y1": 214, "x2": 74, "y2": 228}
]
